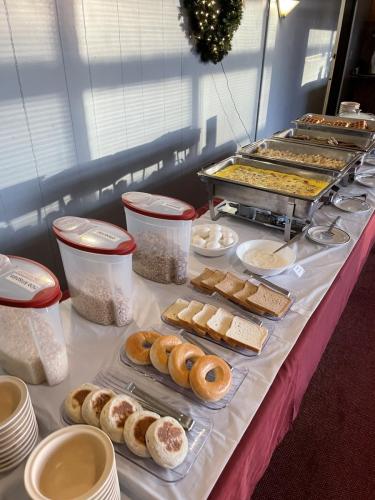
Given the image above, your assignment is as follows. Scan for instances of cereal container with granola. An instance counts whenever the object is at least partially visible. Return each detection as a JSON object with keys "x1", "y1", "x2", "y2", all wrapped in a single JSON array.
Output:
[
  {"x1": 53, "y1": 216, "x2": 136, "y2": 326},
  {"x1": 122, "y1": 192, "x2": 195, "y2": 284},
  {"x1": 0, "y1": 254, "x2": 68, "y2": 385}
]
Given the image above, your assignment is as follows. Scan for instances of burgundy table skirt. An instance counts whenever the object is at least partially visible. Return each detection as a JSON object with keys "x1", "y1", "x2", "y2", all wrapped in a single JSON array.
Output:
[{"x1": 209, "y1": 214, "x2": 375, "y2": 500}]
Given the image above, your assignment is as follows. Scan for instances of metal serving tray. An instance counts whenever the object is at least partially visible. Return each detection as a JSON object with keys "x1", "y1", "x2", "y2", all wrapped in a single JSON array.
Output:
[
  {"x1": 198, "y1": 155, "x2": 337, "y2": 220},
  {"x1": 239, "y1": 138, "x2": 360, "y2": 176},
  {"x1": 272, "y1": 128, "x2": 375, "y2": 154},
  {"x1": 293, "y1": 113, "x2": 375, "y2": 139}
]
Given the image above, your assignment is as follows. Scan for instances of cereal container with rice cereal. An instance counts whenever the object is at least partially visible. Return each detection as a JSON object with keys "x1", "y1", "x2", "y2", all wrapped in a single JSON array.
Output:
[
  {"x1": 53, "y1": 216, "x2": 136, "y2": 326},
  {"x1": 0, "y1": 254, "x2": 68, "y2": 385},
  {"x1": 122, "y1": 192, "x2": 196, "y2": 284}
]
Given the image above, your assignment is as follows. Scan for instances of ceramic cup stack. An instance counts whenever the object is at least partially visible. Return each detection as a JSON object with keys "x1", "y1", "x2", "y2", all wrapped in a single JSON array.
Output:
[
  {"x1": 339, "y1": 101, "x2": 361, "y2": 115},
  {"x1": 0, "y1": 375, "x2": 39, "y2": 473},
  {"x1": 25, "y1": 425, "x2": 120, "y2": 500}
]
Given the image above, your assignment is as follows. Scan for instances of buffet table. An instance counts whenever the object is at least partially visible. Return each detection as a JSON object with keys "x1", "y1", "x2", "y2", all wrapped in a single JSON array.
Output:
[{"x1": 1, "y1": 182, "x2": 374, "y2": 500}]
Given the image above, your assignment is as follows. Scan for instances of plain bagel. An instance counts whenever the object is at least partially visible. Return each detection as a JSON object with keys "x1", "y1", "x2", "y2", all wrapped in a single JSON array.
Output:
[
  {"x1": 125, "y1": 331, "x2": 161, "y2": 365},
  {"x1": 190, "y1": 355, "x2": 232, "y2": 402},
  {"x1": 168, "y1": 343, "x2": 204, "y2": 388},
  {"x1": 149, "y1": 335, "x2": 182, "y2": 374}
]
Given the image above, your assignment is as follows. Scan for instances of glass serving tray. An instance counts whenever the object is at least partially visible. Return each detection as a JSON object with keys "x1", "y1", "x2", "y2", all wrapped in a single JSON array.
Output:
[
  {"x1": 120, "y1": 325, "x2": 248, "y2": 410},
  {"x1": 161, "y1": 295, "x2": 274, "y2": 356},
  {"x1": 189, "y1": 274, "x2": 294, "y2": 322},
  {"x1": 60, "y1": 372, "x2": 212, "y2": 483}
]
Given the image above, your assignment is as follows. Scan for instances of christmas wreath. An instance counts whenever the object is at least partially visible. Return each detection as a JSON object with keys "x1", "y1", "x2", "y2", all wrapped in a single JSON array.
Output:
[{"x1": 182, "y1": 0, "x2": 243, "y2": 64}]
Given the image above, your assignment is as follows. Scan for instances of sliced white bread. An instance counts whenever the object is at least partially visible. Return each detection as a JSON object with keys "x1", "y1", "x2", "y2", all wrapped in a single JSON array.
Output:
[
  {"x1": 162, "y1": 298, "x2": 190, "y2": 326},
  {"x1": 191, "y1": 304, "x2": 218, "y2": 337},
  {"x1": 191, "y1": 268, "x2": 216, "y2": 291},
  {"x1": 231, "y1": 281, "x2": 259, "y2": 308},
  {"x1": 200, "y1": 269, "x2": 226, "y2": 293},
  {"x1": 177, "y1": 300, "x2": 204, "y2": 329},
  {"x1": 206, "y1": 308, "x2": 234, "y2": 341},
  {"x1": 246, "y1": 284, "x2": 291, "y2": 317},
  {"x1": 225, "y1": 316, "x2": 268, "y2": 353},
  {"x1": 214, "y1": 272, "x2": 246, "y2": 298}
]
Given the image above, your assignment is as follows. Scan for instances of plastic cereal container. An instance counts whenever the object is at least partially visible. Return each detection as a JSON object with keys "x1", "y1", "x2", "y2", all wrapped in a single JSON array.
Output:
[
  {"x1": 122, "y1": 192, "x2": 196, "y2": 284},
  {"x1": 53, "y1": 216, "x2": 136, "y2": 326},
  {"x1": 0, "y1": 254, "x2": 68, "y2": 386}
]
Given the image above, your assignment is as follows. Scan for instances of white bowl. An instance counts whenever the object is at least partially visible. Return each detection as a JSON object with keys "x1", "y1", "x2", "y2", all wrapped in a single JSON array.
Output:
[
  {"x1": 24, "y1": 425, "x2": 116, "y2": 500},
  {"x1": 191, "y1": 224, "x2": 239, "y2": 257},
  {"x1": 236, "y1": 239, "x2": 296, "y2": 277},
  {"x1": 0, "y1": 376, "x2": 29, "y2": 432}
]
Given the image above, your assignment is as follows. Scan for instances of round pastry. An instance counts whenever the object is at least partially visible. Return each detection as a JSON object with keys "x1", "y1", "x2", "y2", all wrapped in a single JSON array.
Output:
[
  {"x1": 123, "y1": 410, "x2": 160, "y2": 457},
  {"x1": 190, "y1": 355, "x2": 232, "y2": 402},
  {"x1": 149, "y1": 335, "x2": 182, "y2": 374},
  {"x1": 125, "y1": 331, "x2": 161, "y2": 365},
  {"x1": 64, "y1": 383, "x2": 99, "y2": 423},
  {"x1": 145, "y1": 416, "x2": 188, "y2": 469},
  {"x1": 168, "y1": 343, "x2": 204, "y2": 388},
  {"x1": 100, "y1": 394, "x2": 142, "y2": 443},
  {"x1": 81, "y1": 388, "x2": 115, "y2": 427}
]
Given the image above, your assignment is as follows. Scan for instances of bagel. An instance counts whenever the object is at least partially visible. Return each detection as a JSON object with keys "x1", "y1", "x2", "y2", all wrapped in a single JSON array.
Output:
[
  {"x1": 125, "y1": 331, "x2": 161, "y2": 365},
  {"x1": 149, "y1": 335, "x2": 182, "y2": 374},
  {"x1": 168, "y1": 343, "x2": 204, "y2": 388},
  {"x1": 123, "y1": 410, "x2": 160, "y2": 457},
  {"x1": 190, "y1": 355, "x2": 232, "y2": 402}
]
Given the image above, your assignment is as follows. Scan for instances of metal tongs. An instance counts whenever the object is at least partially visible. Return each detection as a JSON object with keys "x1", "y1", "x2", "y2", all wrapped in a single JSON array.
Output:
[
  {"x1": 321, "y1": 216, "x2": 341, "y2": 239},
  {"x1": 95, "y1": 371, "x2": 195, "y2": 431}
]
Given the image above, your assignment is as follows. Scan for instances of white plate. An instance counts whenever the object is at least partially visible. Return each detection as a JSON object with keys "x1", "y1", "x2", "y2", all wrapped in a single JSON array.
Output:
[
  {"x1": 355, "y1": 172, "x2": 375, "y2": 188},
  {"x1": 333, "y1": 196, "x2": 371, "y2": 213},
  {"x1": 307, "y1": 225, "x2": 350, "y2": 246}
]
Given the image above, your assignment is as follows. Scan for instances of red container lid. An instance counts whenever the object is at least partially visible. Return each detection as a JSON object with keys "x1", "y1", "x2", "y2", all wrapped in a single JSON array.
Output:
[
  {"x1": 0, "y1": 254, "x2": 62, "y2": 309},
  {"x1": 122, "y1": 192, "x2": 196, "y2": 221},
  {"x1": 52, "y1": 216, "x2": 136, "y2": 255}
]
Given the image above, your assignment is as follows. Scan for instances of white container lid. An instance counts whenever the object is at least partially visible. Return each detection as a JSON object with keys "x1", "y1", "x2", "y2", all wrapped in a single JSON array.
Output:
[
  {"x1": 122, "y1": 192, "x2": 196, "y2": 220},
  {"x1": 0, "y1": 255, "x2": 61, "y2": 309},
  {"x1": 52, "y1": 216, "x2": 136, "y2": 255}
]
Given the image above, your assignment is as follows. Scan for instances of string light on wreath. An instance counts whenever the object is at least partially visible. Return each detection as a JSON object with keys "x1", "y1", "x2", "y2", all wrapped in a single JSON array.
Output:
[{"x1": 183, "y1": 0, "x2": 243, "y2": 64}]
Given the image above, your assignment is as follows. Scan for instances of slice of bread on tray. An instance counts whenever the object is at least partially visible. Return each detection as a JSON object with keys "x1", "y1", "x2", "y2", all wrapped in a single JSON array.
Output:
[
  {"x1": 191, "y1": 268, "x2": 216, "y2": 292},
  {"x1": 200, "y1": 270, "x2": 226, "y2": 293},
  {"x1": 231, "y1": 281, "x2": 258, "y2": 307},
  {"x1": 177, "y1": 300, "x2": 204, "y2": 329},
  {"x1": 214, "y1": 272, "x2": 246, "y2": 298},
  {"x1": 246, "y1": 284, "x2": 291, "y2": 318},
  {"x1": 192, "y1": 304, "x2": 217, "y2": 337},
  {"x1": 225, "y1": 316, "x2": 268, "y2": 353},
  {"x1": 206, "y1": 308, "x2": 234, "y2": 341},
  {"x1": 162, "y1": 298, "x2": 190, "y2": 326}
]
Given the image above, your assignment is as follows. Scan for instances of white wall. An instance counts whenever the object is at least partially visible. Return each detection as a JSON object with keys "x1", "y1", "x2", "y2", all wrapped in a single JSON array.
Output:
[{"x1": 0, "y1": 0, "x2": 341, "y2": 281}]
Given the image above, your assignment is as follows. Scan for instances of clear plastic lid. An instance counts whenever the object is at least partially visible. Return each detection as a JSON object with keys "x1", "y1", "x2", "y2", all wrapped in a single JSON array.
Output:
[
  {"x1": 122, "y1": 192, "x2": 196, "y2": 220},
  {"x1": 0, "y1": 255, "x2": 61, "y2": 308},
  {"x1": 53, "y1": 216, "x2": 136, "y2": 255}
]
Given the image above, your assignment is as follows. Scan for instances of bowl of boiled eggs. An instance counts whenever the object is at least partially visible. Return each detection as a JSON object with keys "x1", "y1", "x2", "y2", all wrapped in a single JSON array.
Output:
[{"x1": 191, "y1": 224, "x2": 239, "y2": 257}]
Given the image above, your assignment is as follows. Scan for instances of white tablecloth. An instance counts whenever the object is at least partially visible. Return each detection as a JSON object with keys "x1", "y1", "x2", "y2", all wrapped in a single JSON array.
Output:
[{"x1": 1, "y1": 180, "x2": 374, "y2": 500}]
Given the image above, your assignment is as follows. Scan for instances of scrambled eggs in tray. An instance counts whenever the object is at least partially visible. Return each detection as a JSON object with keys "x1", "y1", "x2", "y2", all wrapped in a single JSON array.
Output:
[{"x1": 214, "y1": 164, "x2": 329, "y2": 198}]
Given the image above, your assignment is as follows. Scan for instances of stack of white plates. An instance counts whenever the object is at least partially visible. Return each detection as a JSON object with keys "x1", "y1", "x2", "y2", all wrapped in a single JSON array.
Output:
[
  {"x1": 25, "y1": 425, "x2": 120, "y2": 499},
  {"x1": 0, "y1": 375, "x2": 38, "y2": 473}
]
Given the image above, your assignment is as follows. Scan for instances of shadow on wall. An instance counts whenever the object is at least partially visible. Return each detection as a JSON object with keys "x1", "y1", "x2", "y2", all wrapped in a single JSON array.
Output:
[{"x1": 0, "y1": 119, "x2": 235, "y2": 285}]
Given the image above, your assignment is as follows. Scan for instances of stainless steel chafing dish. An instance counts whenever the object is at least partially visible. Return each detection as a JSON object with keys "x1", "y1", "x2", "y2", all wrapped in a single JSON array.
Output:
[
  {"x1": 198, "y1": 155, "x2": 338, "y2": 241},
  {"x1": 239, "y1": 138, "x2": 361, "y2": 176},
  {"x1": 293, "y1": 113, "x2": 375, "y2": 140},
  {"x1": 272, "y1": 128, "x2": 375, "y2": 154}
]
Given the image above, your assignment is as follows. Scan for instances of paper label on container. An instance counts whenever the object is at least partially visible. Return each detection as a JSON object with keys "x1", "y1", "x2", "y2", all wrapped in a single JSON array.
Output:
[
  {"x1": 5, "y1": 269, "x2": 43, "y2": 293},
  {"x1": 81, "y1": 228, "x2": 122, "y2": 245}
]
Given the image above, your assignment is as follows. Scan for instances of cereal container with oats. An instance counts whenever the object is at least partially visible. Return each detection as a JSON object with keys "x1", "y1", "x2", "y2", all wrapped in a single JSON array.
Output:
[
  {"x1": 122, "y1": 192, "x2": 196, "y2": 284},
  {"x1": 0, "y1": 254, "x2": 68, "y2": 385},
  {"x1": 53, "y1": 216, "x2": 136, "y2": 326}
]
